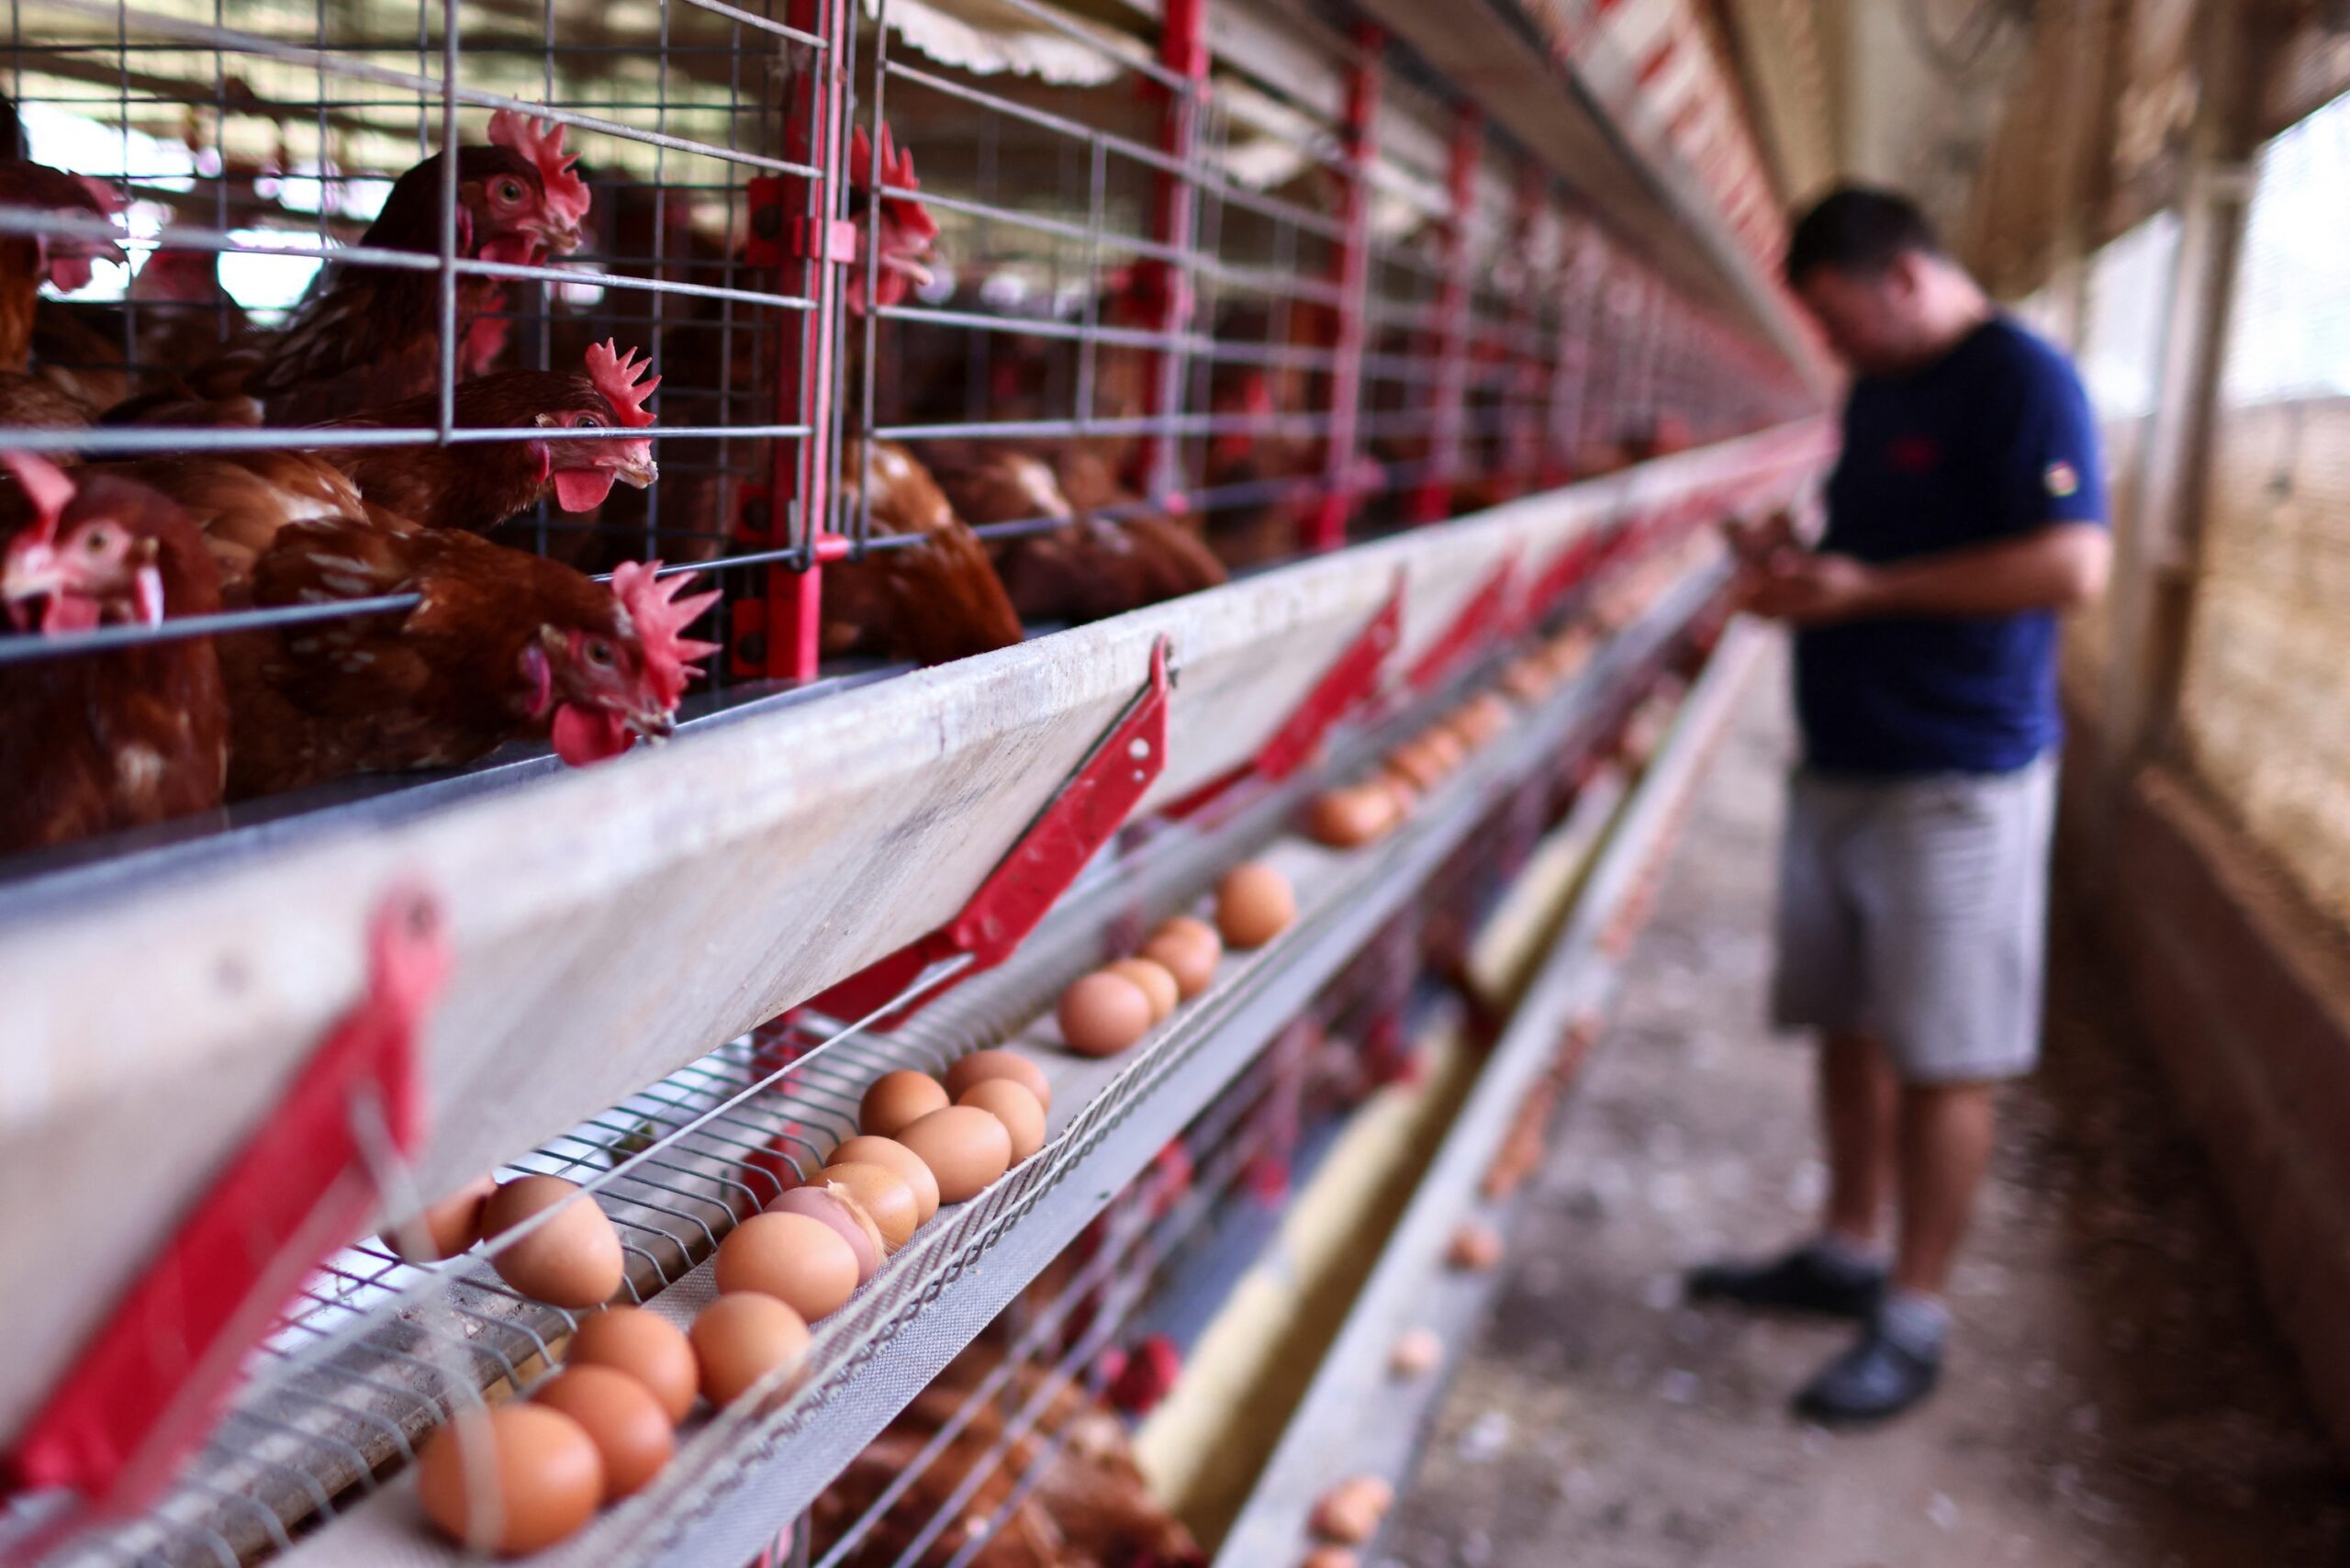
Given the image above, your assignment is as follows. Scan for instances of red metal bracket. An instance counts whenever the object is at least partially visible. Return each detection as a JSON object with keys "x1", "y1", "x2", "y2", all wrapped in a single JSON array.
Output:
[
  {"x1": 1162, "y1": 578, "x2": 1401, "y2": 820},
  {"x1": 1, "y1": 888, "x2": 445, "y2": 1529},
  {"x1": 1408, "y1": 547, "x2": 1518, "y2": 691},
  {"x1": 805, "y1": 641, "x2": 1172, "y2": 1025},
  {"x1": 1516, "y1": 531, "x2": 1601, "y2": 635}
]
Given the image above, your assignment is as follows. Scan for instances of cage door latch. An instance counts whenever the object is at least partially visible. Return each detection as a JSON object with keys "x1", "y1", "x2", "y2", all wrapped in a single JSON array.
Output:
[
  {"x1": 0, "y1": 887, "x2": 446, "y2": 1537},
  {"x1": 1162, "y1": 576, "x2": 1400, "y2": 822},
  {"x1": 1408, "y1": 545, "x2": 1520, "y2": 692},
  {"x1": 804, "y1": 639, "x2": 1172, "y2": 1025}
]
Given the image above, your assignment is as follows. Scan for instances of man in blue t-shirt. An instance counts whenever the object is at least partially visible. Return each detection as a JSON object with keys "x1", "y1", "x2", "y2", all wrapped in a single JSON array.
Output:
[{"x1": 1686, "y1": 188, "x2": 2110, "y2": 1423}]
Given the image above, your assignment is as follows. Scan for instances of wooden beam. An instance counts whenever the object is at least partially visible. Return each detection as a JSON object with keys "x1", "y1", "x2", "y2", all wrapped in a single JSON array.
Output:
[{"x1": 2096, "y1": 0, "x2": 2294, "y2": 801}]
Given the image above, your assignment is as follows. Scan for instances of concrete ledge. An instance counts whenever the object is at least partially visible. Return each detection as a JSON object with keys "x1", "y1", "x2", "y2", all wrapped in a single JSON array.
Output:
[{"x1": 2092, "y1": 757, "x2": 2350, "y2": 1460}]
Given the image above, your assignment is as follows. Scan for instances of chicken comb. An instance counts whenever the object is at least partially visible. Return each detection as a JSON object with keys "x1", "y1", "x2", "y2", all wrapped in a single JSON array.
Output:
[
  {"x1": 585, "y1": 339, "x2": 659, "y2": 428},
  {"x1": 1, "y1": 451, "x2": 75, "y2": 544},
  {"x1": 487, "y1": 106, "x2": 591, "y2": 230},
  {"x1": 610, "y1": 560, "x2": 720, "y2": 708},
  {"x1": 71, "y1": 174, "x2": 124, "y2": 219},
  {"x1": 847, "y1": 122, "x2": 939, "y2": 242}
]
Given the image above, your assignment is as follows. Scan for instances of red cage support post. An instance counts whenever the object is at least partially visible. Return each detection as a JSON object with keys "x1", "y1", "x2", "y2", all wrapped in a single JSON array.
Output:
[
  {"x1": 742, "y1": 0, "x2": 853, "y2": 685},
  {"x1": 1133, "y1": 0, "x2": 1210, "y2": 510},
  {"x1": 1305, "y1": 21, "x2": 1381, "y2": 554},
  {"x1": 1542, "y1": 222, "x2": 1596, "y2": 490},
  {"x1": 1501, "y1": 160, "x2": 1547, "y2": 501},
  {"x1": 1410, "y1": 106, "x2": 1480, "y2": 525}
]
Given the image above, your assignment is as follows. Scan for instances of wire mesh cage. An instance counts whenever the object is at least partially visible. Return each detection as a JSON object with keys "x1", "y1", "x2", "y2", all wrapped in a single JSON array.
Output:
[
  {"x1": 0, "y1": 0, "x2": 1817, "y2": 1561},
  {"x1": 0, "y1": 0, "x2": 1803, "y2": 877}
]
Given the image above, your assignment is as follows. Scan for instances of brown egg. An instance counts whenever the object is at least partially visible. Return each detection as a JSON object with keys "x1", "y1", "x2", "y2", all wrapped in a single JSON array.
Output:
[
  {"x1": 1307, "y1": 788, "x2": 1392, "y2": 848},
  {"x1": 1387, "y1": 742, "x2": 1445, "y2": 792},
  {"x1": 1057, "y1": 971, "x2": 1154, "y2": 1058},
  {"x1": 378, "y1": 1173, "x2": 495, "y2": 1262},
  {"x1": 1374, "y1": 771, "x2": 1420, "y2": 820},
  {"x1": 713, "y1": 1211, "x2": 859, "y2": 1321},
  {"x1": 531, "y1": 1365, "x2": 673, "y2": 1500},
  {"x1": 566, "y1": 1306, "x2": 698, "y2": 1425},
  {"x1": 1141, "y1": 928, "x2": 1218, "y2": 1000},
  {"x1": 1304, "y1": 1550, "x2": 1360, "y2": 1568},
  {"x1": 858, "y1": 1070, "x2": 948, "y2": 1138},
  {"x1": 833, "y1": 1136, "x2": 941, "y2": 1224},
  {"x1": 1215, "y1": 863, "x2": 1296, "y2": 948},
  {"x1": 820, "y1": 1162, "x2": 920, "y2": 1251},
  {"x1": 896, "y1": 1105, "x2": 1013, "y2": 1204},
  {"x1": 1388, "y1": 1327, "x2": 1443, "y2": 1378},
  {"x1": 1310, "y1": 1475, "x2": 1395, "y2": 1544},
  {"x1": 691, "y1": 1293, "x2": 811, "y2": 1409},
  {"x1": 743, "y1": 1125, "x2": 832, "y2": 1204},
  {"x1": 942, "y1": 1049, "x2": 1053, "y2": 1114},
  {"x1": 767, "y1": 1186, "x2": 885, "y2": 1284},
  {"x1": 957, "y1": 1080, "x2": 1047, "y2": 1163},
  {"x1": 480, "y1": 1176, "x2": 625, "y2": 1309},
  {"x1": 1446, "y1": 1219, "x2": 1504, "y2": 1271},
  {"x1": 1106, "y1": 958, "x2": 1180, "y2": 1023},
  {"x1": 1420, "y1": 728, "x2": 1465, "y2": 774},
  {"x1": 416, "y1": 1404, "x2": 603, "y2": 1556}
]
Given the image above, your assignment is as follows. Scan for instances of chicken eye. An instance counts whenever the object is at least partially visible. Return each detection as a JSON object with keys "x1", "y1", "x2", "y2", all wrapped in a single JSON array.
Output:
[
  {"x1": 494, "y1": 177, "x2": 523, "y2": 204},
  {"x1": 576, "y1": 413, "x2": 602, "y2": 429},
  {"x1": 585, "y1": 638, "x2": 615, "y2": 666},
  {"x1": 81, "y1": 527, "x2": 115, "y2": 554}
]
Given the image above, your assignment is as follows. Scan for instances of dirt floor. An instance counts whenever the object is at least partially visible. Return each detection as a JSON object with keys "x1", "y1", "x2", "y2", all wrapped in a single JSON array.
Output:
[{"x1": 1384, "y1": 643, "x2": 2350, "y2": 1568}]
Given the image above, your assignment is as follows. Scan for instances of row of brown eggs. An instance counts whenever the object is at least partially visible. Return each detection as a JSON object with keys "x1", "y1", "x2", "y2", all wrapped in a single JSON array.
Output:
[
  {"x1": 396, "y1": 1051, "x2": 1059, "y2": 1554},
  {"x1": 414, "y1": 1290, "x2": 818, "y2": 1555},
  {"x1": 1055, "y1": 862, "x2": 1298, "y2": 1058},
  {"x1": 1306, "y1": 687, "x2": 1521, "y2": 853}
]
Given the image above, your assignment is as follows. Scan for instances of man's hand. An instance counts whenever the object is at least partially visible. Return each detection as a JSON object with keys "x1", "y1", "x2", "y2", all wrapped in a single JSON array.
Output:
[
  {"x1": 1742, "y1": 552, "x2": 1883, "y2": 626},
  {"x1": 1740, "y1": 524, "x2": 2109, "y2": 625}
]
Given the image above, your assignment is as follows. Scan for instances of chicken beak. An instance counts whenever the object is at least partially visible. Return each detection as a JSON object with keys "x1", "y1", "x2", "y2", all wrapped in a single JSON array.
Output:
[
  {"x1": 880, "y1": 250, "x2": 934, "y2": 286},
  {"x1": 2, "y1": 541, "x2": 66, "y2": 625},
  {"x1": 614, "y1": 455, "x2": 658, "y2": 490},
  {"x1": 624, "y1": 704, "x2": 677, "y2": 745},
  {"x1": 531, "y1": 215, "x2": 585, "y2": 257}
]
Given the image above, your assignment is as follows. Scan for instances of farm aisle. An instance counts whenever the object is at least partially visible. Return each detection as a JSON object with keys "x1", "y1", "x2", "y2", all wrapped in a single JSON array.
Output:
[{"x1": 1386, "y1": 637, "x2": 2350, "y2": 1568}]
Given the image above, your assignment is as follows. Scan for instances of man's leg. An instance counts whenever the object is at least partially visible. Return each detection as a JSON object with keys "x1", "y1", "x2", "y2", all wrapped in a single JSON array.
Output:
[
  {"x1": 1686, "y1": 779, "x2": 1890, "y2": 1318},
  {"x1": 1796, "y1": 756, "x2": 2056, "y2": 1423},
  {"x1": 1821, "y1": 1031, "x2": 1899, "y2": 1248},
  {"x1": 1893, "y1": 1080, "x2": 1997, "y2": 1295}
]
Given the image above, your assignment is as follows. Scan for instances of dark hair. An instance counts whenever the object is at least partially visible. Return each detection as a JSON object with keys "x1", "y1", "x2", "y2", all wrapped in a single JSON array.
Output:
[{"x1": 1783, "y1": 186, "x2": 1944, "y2": 283}]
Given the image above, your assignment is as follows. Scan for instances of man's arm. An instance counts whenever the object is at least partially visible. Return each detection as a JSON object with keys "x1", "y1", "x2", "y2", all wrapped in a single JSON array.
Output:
[{"x1": 1744, "y1": 523, "x2": 2109, "y2": 626}]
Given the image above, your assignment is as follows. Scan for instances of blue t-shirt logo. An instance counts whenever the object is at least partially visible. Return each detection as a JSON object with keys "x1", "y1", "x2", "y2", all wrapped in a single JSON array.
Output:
[{"x1": 1795, "y1": 317, "x2": 2109, "y2": 778}]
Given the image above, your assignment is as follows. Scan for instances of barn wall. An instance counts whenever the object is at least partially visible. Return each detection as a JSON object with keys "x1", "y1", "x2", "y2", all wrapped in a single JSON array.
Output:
[
  {"x1": 2052, "y1": 81, "x2": 2350, "y2": 1463},
  {"x1": 2173, "y1": 395, "x2": 2350, "y2": 928}
]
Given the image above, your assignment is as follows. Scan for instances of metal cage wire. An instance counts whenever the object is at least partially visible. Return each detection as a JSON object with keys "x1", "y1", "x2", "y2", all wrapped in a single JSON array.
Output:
[{"x1": 0, "y1": 0, "x2": 1802, "y2": 845}]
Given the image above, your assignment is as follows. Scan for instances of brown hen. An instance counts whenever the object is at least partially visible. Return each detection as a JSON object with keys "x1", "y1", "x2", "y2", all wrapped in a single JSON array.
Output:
[
  {"x1": 132, "y1": 112, "x2": 589, "y2": 426},
  {"x1": 811, "y1": 1343, "x2": 1203, "y2": 1568},
  {"x1": 315, "y1": 340, "x2": 659, "y2": 533},
  {"x1": 0, "y1": 452, "x2": 227, "y2": 854},
  {"x1": 219, "y1": 524, "x2": 713, "y2": 798},
  {"x1": 823, "y1": 437, "x2": 1022, "y2": 666}
]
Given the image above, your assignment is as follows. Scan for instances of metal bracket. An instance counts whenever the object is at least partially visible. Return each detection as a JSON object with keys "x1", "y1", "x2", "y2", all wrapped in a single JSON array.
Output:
[
  {"x1": 0, "y1": 888, "x2": 445, "y2": 1534},
  {"x1": 1408, "y1": 547, "x2": 1518, "y2": 691},
  {"x1": 804, "y1": 641, "x2": 1173, "y2": 1025},
  {"x1": 1163, "y1": 577, "x2": 1401, "y2": 820},
  {"x1": 1516, "y1": 531, "x2": 1601, "y2": 635},
  {"x1": 744, "y1": 180, "x2": 858, "y2": 269}
]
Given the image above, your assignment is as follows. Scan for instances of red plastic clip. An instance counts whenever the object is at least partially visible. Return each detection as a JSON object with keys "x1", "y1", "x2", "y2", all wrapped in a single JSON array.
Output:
[
  {"x1": 1, "y1": 887, "x2": 446, "y2": 1530},
  {"x1": 1408, "y1": 546, "x2": 1519, "y2": 691},
  {"x1": 805, "y1": 641, "x2": 1172, "y2": 1025},
  {"x1": 1163, "y1": 578, "x2": 1400, "y2": 820}
]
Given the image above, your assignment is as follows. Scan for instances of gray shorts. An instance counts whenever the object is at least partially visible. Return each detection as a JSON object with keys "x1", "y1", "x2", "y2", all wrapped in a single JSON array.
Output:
[{"x1": 1771, "y1": 754, "x2": 2058, "y2": 1084}]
